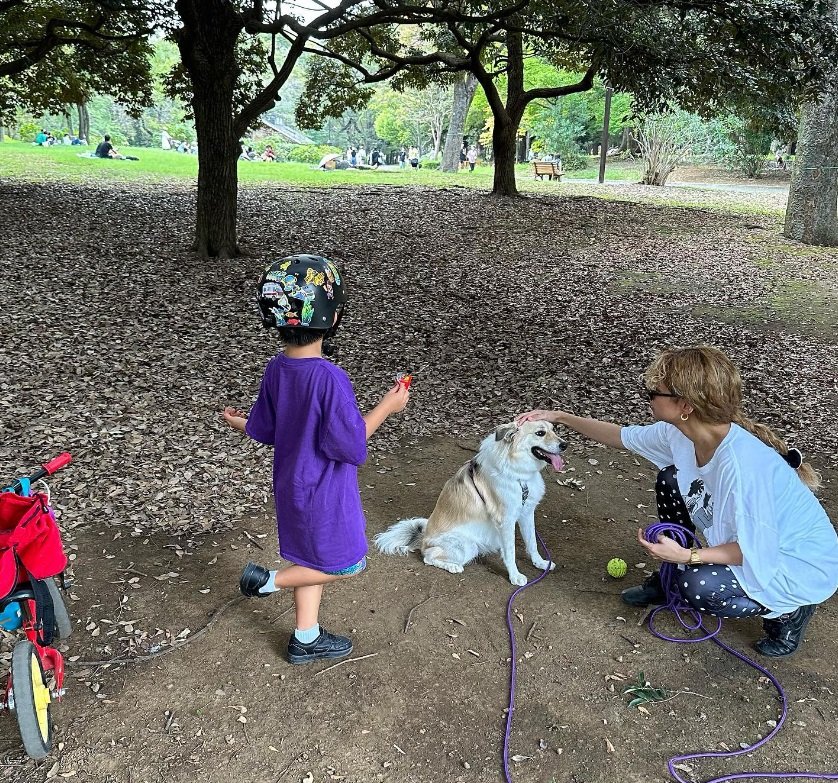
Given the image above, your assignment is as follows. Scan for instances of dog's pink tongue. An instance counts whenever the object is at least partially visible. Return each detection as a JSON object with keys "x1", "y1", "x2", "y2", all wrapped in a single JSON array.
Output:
[{"x1": 549, "y1": 454, "x2": 565, "y2": 472}]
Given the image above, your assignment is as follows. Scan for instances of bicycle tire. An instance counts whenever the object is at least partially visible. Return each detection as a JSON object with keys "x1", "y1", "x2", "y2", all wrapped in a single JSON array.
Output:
[
  {"x1": 46, "y1": 578, "x2": 72, "y2": 640},
  {"x1": 11, "y1": 640, "x2": 52, "y2": 760}
]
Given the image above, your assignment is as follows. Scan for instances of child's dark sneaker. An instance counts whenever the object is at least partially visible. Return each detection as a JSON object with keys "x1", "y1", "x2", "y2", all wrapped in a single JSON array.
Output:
[
  {"x1": 287, "y1": 629, "x2": 353, "y2": 665},
  {"x1": 239, "y1": 562, "x2": 272, "y2": 597}
]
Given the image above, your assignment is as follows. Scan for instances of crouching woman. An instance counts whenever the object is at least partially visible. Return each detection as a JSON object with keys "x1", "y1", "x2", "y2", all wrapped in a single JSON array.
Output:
[{"x1": 518, "y1": 345, "x2": 838, "y2": 657}]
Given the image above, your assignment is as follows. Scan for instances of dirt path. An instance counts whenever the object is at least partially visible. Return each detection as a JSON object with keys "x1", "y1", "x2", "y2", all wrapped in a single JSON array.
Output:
[
  {"x1": 3, "y1": 442, "x2": 837, "y2": 783},
  {"x1": 1, "y1": 180, "x2": 837, "y2": 783}
]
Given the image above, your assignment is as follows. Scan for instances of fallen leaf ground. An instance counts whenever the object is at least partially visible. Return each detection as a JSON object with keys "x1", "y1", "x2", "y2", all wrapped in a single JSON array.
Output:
[{"x1": 0, "y1": 177, "x2": 836, "y2": 783}]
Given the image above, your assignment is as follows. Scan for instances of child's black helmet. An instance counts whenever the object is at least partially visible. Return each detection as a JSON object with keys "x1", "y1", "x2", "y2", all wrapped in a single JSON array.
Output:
[{"x1": 256, "y1": 254, "x2": 346, "y2": 333}]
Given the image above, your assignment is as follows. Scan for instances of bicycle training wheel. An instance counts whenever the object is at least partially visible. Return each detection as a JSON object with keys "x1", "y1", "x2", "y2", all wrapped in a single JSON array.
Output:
[{"x1": 10, "y1": 640, "x2": 52, "y2": 759}]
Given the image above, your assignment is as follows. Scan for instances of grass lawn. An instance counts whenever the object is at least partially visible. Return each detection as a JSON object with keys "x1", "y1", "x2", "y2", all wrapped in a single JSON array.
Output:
[{"x1": 0, "y1": 139, "x2": 641, "y2": 189}]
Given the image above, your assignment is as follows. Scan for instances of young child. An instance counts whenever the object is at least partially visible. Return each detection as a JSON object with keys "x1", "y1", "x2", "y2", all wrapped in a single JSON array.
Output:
[{"x1": 222, "y1": 254, "x2": 410, "y2": 664}]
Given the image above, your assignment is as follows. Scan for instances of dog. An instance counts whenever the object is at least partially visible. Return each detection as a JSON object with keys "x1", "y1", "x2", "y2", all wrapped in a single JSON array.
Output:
[{"x1": 374, "y1": 420, "x2": 567, "y2": 585}]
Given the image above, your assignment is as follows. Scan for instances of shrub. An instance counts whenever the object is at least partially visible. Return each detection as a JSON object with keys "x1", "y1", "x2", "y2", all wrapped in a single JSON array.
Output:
[
  {"x1": 559, "y1": 149, "x2": 588, "y2": 171},
  {"x1": 287, "y1": 144, "x2": 343, "y2": 164},
  {"x1": 421, "y1": 159, "x2": 440, "y2": 169},
  {"x1": 17, "y1": 121, "x2": 39, "y2": 141}
]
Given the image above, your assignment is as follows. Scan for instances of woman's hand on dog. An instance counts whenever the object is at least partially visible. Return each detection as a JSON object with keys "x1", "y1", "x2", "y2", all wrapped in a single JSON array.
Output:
[{"x1": 516, "y1": 409, "x2": 563, "y2": 425}]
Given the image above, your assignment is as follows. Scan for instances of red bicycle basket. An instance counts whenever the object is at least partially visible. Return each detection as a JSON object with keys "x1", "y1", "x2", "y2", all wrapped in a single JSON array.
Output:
[{"x1": 0, "y1": 492, "x2": 67, "y2": 599}]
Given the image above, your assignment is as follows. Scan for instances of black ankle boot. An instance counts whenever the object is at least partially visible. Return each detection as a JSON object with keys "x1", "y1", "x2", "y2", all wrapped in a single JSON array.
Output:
[
  {"x1": 755, "y1": 604, "x2": 817, "y2": 657},
  {"x1": 621, "y1": 571, "x2": 666, "y2": 608}
]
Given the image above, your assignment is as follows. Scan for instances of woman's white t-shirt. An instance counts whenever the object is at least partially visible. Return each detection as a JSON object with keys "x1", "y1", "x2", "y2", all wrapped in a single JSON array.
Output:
[{"x1": 621, "y1": 422, "x2": 838, "y2": 616}]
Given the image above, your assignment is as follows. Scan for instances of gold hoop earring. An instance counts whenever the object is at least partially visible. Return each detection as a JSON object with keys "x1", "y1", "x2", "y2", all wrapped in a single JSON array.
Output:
[{"x1": 680, "y1": 413, "x2": 689, "y2": 422}]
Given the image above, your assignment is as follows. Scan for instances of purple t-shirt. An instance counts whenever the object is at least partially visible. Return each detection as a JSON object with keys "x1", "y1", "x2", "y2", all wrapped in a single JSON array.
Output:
[{"x1": 245, "y1": 354, "x2": 368, "y2": 571}]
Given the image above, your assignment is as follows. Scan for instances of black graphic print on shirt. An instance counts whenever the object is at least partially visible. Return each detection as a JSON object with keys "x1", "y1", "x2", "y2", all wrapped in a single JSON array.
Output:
[{"x1": 684, "y1": 478, "x2": 714, "y2": 532}]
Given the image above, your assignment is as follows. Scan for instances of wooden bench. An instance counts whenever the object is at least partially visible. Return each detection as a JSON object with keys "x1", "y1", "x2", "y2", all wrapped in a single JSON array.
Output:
[{"x1": 532, "y1": 161, "x2": 563, "y2": 181}]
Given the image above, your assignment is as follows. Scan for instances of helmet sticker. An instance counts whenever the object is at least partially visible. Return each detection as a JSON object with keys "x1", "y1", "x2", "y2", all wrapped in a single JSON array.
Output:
[
  {"x1": 270, "y1": 306, "x2": 288, "y2": 326},
  {"x1": 325, "y1": 262, "x2": 341, "y2": 285},
  {"x1": 301, "y1": 300, "x2": 315, "y2": 325},
  {"x1": 261, "y1": 282, "x2": 285, "y2": 299},
  {"x1": 305, "y1": 267, "x2": 325, "y2": 286}
]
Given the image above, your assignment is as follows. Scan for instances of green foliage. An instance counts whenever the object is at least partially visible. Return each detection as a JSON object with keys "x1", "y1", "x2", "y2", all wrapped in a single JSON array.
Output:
[
  {"x1": 623, "y1": 672, "x2": 670, "y2": 709},
  {"x1": 708, "y1": 115, "x2": 773, "y2": 178},
  {"x1": 286, "y1": 144, "x2": 343, "y2": 164},
  {"x1": 0, "y1": 2, "x2": 155, "y2": 123},
  {"x1": 295, "y1": 59, "x2": 373, "y2": 131},
  {"x1": 16, "y1": 120, "x2": 39, "y2": 141},
  {"x1": 422, "y1": 159, "x2": 440, "y2": 169}
]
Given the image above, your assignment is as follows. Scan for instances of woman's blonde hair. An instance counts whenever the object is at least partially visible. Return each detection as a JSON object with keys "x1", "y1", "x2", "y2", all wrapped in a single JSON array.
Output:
[{"x1": 643, "y1": 344, "x2": 821, "y2": 491}]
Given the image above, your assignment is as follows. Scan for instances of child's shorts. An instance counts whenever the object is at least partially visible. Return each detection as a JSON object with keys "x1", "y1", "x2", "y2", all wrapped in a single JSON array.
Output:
[{"x1": 323, "y1": 557, "x2": 366, "y2": 576}]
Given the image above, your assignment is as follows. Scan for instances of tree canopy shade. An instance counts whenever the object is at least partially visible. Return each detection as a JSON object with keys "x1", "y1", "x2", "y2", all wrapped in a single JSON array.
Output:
[
  {"x1": 310, "y1": 0, "x2": 837, "y2": 195},
  {"x1": 0, "y1": 1, "x2": 158, "y2": 79}
]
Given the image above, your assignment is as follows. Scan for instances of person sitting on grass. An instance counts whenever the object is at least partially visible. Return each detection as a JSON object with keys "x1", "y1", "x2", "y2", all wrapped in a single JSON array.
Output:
[
  {"x1": 94, "y1": 134, "x2": 120, "y2": 159},
  {"x1": 35, "y1": 129, "x2": 48, "y2": 145},
  {"x1": 222, "y1": 254, "x2": 410, "y2": 665},
  {"x1": 261, "y1": 144, "x2": 276, "y2": 162},
  {"x1": 517, "y1": 344, "x2": 838, "y2": 658}
]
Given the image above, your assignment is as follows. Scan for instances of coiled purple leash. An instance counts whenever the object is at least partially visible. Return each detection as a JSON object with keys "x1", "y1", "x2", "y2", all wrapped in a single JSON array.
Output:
[
  {"x1": 502, "y1": 531, "x2": 553, "y2": 783},
  {"x1": 643, "y1": 522, "x2": 838, "y2": 783}
]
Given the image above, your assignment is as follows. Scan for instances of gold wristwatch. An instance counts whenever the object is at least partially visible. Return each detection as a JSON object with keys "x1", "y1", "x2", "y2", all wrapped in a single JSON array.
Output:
[{"x1": 688, "y1": 547, "x2": 702, "y2": 566}]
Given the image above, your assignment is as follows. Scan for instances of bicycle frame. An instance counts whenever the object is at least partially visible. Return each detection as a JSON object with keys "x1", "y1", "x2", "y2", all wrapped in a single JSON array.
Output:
[{"x1": 1, "y1": 453, "x2": 72, "y2": 712}]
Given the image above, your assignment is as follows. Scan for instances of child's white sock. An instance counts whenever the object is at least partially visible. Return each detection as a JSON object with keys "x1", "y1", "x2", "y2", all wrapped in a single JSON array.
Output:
[
  {"x1": 294, "y1": 623, "x2": 320, "y2": 644},
  {"x1": 257, "y1": 570, "x2": 279, "y2": 595}
]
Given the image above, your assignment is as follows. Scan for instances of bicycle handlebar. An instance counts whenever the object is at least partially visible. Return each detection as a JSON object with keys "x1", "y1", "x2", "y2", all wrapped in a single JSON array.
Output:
[
  {"x1": 42, "y1": 452, "x2": 72, "y2": 476},
  {"x1": 4, "y1": 452, "x2": 72, "y2": 493}
]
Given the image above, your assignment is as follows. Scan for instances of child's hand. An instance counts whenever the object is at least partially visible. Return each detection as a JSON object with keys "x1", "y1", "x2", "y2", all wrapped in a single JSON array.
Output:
[
  {"x1": 222, "y1": 406, "x2": 248, "y2": 432},
  {"x1": 381, "y1": 383, "x2": 410, "y2": 415}
]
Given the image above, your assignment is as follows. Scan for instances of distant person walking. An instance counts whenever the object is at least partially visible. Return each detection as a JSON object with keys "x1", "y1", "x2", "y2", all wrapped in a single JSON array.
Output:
[{"x1": 466, "y1": 146, "x2": 478, "y2": 172}]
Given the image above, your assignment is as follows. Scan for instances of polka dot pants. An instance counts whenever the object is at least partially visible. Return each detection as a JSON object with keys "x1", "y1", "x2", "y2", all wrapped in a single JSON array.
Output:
[
  {"x1": 678, "y1": 564, "x2": 769, "y2": 618},
  {"x1": 655, "y1": 465, "x2": 695, "y2": 534},
  {"x1": 655, "y1": 466, "x2": 769, "y2": 619}
]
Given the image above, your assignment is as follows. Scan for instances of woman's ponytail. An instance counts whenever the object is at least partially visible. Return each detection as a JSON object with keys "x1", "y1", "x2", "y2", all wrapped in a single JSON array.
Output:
[{"x1": 733, "y1": 413, "x2": 822, "y2": 492}]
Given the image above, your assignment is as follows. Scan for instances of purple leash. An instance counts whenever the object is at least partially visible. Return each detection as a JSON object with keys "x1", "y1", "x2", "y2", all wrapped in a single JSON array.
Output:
[
  {"x1": 644, "y1": 522, "x2": 838, "y2": 783},
  {"x1": 502, "y1": 531, "x2": 553, "y2": 783}
]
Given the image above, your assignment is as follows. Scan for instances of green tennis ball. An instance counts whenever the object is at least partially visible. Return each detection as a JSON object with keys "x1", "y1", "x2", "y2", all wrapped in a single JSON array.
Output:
[{"x1": 607, "y1": 558, "x2": 628, "y2": 578}]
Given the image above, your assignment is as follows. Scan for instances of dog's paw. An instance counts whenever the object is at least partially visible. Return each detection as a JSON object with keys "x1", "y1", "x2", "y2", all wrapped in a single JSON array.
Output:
[
  {"x1": 509, "y1": 572, "x2": 528, "y2": 586},
  {"x1": 532, "y1": 558, "x2": 555, "y2": 571}
]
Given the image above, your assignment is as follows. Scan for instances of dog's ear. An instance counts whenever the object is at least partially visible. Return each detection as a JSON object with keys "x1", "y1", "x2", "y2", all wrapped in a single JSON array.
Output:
[{"x1": 494, "y1": 424, "x2": 517, "y2": 442}]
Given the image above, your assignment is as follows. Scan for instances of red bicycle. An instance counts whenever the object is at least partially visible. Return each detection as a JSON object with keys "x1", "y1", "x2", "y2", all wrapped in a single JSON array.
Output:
[{"x1": 0, "y1": 453, "x2": 73, "y2": 760}]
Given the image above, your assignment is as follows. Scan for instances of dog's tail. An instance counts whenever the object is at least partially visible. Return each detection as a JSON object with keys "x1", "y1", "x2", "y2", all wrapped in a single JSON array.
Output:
[{"x1": 374, "y1": 517, "x2": 428, "y2": 555}]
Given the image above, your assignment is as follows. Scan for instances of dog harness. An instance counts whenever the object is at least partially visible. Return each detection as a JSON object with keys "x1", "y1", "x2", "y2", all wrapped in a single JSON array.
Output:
[{"x1": 468, "y1": 460, "x2": 529, "y2": 507}]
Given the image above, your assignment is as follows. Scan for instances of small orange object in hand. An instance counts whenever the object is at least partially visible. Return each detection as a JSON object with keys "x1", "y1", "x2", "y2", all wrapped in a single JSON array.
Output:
[{"x1": 396, "y1": 372, "x2": 413, "y2": 390}]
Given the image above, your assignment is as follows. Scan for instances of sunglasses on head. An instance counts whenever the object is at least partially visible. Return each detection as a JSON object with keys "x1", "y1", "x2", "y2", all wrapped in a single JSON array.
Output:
[{"x1": 646, "y1": 389, "x2": 680, "y2": 400}]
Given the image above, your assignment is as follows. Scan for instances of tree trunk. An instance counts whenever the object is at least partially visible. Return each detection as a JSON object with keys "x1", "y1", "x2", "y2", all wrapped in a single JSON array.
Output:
[
  {"x1": 77, "y1": 103, "x2": 90, "y2": 142},
  {"x1": 783, "y1": 45, "x2": 838, "y2": 245},
  {"x1": 64, "y1": 109, "x2": 73, "y2": 136},
  {"x1": 176, "y1": 0, "x2": 243, "y2": 257},
  {"x1": 440, "y1": 73, "x2": 477, "y2": 173},
  {"x1": 192, "y1": 89, "x2": 241, "y2": 257},
  {"x1": 491, "y1": 118, "x2": 519, "y2": 196}
]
